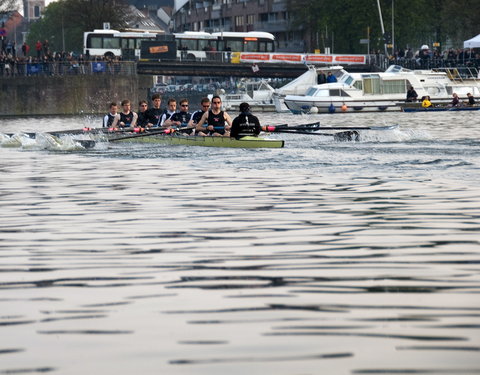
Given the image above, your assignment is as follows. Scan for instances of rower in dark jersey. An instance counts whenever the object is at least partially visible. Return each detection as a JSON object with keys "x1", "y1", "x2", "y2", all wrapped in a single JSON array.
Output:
[
  {"x1": 168, "y1": 98, "x2": 193, "y2": 134},
  {"x1": 146, "y1": 93, "x2": 164, "y2": 127},
  {"x1": 111, "y1": 99, "x2": 138, "y2": 128},
  {"x1": 188, "y1": 97, "x2": 210, "y2": 135},
  {"x1": 103, "y1": 102, "x2": 118, "y2": 128},
  {"x1": 195, "y1": 95, "x2": 232, "y2": 136},
  {"x1": 137, "y1": 100, "x2": 150, "y2": 128}
]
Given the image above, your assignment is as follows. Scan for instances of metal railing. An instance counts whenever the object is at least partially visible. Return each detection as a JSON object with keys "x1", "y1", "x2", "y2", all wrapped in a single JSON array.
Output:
[{"x1": 0, "y1": 60, "x2": 137, "y2": 77}]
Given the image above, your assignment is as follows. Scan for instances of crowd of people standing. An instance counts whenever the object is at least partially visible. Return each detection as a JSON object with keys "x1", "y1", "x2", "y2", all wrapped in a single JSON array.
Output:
[
  {"x1": 389, "y1": 46, "x2": 480, "y2": 70},
  {"x1": 0, "y1": 39, "x2": 128, "y2": 77}
]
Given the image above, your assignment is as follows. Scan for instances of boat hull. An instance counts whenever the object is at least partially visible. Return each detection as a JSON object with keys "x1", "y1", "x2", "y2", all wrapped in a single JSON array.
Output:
[
  {"x1": 110, "y1": 134, "x2": 285, "y2": 148},
  {"x1": 401, "y1": 105, "x2": 480, "y2": 112},
  {"x1": 284, "y1": 98, "x2": 401, "y2": 114}
]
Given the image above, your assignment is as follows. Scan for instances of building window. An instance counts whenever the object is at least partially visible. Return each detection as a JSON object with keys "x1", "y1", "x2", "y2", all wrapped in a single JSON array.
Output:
[
  {"x1": 235, "y1": 16, "x2": 244, "y2": 27},
  {"x1": 247, "y1": 14, "x2": 255, "y2": 25},
  {"x1": 34, "y1": 5, "x2": 41, "y2": 18}
]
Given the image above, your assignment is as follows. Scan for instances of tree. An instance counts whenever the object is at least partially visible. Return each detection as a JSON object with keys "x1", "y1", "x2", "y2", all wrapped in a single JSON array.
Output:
[
  {"x1": 440, "y1": 0, "x2": 480, "y2": 45},
  {"x1": 285, "y1": 0, "x2": 477, "y2": 54},
  {"x1": 0, "y1": 0, "x2": 19, "y2": 13},
  {"x1": 62, "y1": 0, "x2": 132, "y2": 32},
  {"x1": 26, "y1": 0, "x2": 133, "y2": 53}
]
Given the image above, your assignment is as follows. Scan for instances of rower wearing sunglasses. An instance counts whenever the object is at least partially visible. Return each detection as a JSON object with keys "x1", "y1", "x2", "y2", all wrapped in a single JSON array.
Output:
[
  {"x1": 188, "y1": 97, "x2": 211, "y2": 135},
  {"x1": 170, "y1": 99, "x2": 192, "y2": 126},
  {"x1": 195, "y1": 95, "x2": 232, "y2": 136}
]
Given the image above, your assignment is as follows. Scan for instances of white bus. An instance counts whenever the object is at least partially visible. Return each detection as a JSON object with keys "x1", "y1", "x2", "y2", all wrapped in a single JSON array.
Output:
[
  {"x1": 174, "y1": 31, "x2": 275, "y2": 61},
  {"x1": 174, "y1": 31, "x2": 217, "y2": 60},
  {"x1": 83, "y1": 29, "x2": 159, "y2": 58}
]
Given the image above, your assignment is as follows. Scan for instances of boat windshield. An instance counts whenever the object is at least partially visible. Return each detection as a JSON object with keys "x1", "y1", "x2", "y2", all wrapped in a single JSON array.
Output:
[
  {"x1": 305, "y1": 87, "x2": 318, "y2": 96},
  {"x1": 386, "y1": 65, "x2": 412, "y2": 73},
  {"x1": 342, "y1": 75, "x2": 354, "y2": 86}
]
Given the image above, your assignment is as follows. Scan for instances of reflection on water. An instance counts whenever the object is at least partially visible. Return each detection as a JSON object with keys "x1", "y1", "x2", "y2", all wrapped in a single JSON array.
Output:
[{"x1": 0, "y1": 112, "x2": 479, "y2": 375}]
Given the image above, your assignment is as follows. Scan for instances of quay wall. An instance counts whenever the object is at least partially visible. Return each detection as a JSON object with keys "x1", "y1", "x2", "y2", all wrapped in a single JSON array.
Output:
[{"x1": 0, "y1": 75, "x2": 153, "y2": 117}]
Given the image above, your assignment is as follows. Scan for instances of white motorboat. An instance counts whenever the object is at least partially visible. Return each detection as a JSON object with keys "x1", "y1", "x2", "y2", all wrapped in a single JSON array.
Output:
[
  {"x1": 216, "y1": 79, "x2": 276, "y2": 112},
  {"x1": 282, "y1": 65, "x2": 480, "y2": 114}
]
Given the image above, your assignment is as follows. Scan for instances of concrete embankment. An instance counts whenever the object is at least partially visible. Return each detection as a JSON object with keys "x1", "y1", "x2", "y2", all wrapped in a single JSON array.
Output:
[{"x1": 0, "y1": 75, "x2": 153, "y2": 117}]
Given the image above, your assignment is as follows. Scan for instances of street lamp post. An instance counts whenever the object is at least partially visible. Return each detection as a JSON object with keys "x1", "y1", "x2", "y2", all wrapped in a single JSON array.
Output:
[{"x1": 376, "y1": 0, "x2": 388, "y2": 56}]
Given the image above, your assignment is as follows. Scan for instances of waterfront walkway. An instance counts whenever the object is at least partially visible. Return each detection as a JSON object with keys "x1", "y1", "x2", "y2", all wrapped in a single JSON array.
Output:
[{"x1": 1, "y1": 54, "x2": 479, "y2": 78}]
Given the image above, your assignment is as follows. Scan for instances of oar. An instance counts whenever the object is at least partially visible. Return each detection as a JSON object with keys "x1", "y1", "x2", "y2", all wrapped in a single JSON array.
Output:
[
  {"x1": 274, "y1": 121, "x2": 320, "y2": 130},
  {"x1": 107, "y1": 127, "x2": 195, "y2": 142},
  {"x1": 266, "y1": 128, "x2": 360, "y2": 142},
  {"x1": 267, "y1": 124, "x2": 397, "y2": 132}
]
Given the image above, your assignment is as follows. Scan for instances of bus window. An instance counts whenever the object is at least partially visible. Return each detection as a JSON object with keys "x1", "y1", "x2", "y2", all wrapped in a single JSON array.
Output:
[
  {"x1": 244, "y1": 39, "x2": 257, "y2": 52},
  {"x1": 104, "y1": 37, "x2": 120, "y2": 49},
  {"x1": 259, "y1": 41, "x2": 273, "y2": 52},
  {"x1": 228, "y1": 40, "x2": 243, "y2": 52},
  {"x1": 121, "y1": 39, "x2": 135, "y2": 49},
  {"x1": 89, "y1": 36, "x2": 103, "y2": 49}
]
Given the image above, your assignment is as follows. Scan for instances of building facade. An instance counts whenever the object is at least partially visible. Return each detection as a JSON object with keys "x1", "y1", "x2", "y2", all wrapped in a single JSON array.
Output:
[
  {"x1": 23, "y1": 0, "x2": 45, "y2": 22},
  {"x1": 171, "y1": 0, "x2": 305, "y2": 52}
]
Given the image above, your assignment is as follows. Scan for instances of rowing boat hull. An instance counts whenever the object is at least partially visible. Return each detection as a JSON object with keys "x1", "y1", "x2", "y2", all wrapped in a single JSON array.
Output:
[
  {"x1": 401, "y1": 106, "x2": 480, "y2": 112},
  {"x1": 109, "y1": 134, "x2": 285, "y2": 148}
]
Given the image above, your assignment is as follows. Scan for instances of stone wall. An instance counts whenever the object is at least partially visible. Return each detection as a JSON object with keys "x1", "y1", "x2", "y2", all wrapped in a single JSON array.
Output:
[{"x1": 0, "y1": 75, "x2": 153, "y2": 116}]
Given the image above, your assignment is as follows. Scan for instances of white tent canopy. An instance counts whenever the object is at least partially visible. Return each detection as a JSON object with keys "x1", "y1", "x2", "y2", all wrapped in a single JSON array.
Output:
[{"x1": 463, "y1": 34, "x2": 480, "y2": 49}]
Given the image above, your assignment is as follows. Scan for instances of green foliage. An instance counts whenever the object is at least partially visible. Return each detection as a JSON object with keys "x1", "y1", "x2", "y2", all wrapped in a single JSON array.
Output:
[
  {"x1": 0, "y1": 0, "x2": 19, "y2": 13},
  {"x1": 26, "y1": 0, "x2": 131, "y2": 54},
  {"x1": 286, "y1": 0, "x2": 479, "y2": 53}
]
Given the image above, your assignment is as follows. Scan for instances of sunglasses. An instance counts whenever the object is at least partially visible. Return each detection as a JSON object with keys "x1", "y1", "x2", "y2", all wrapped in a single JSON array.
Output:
[{"x1": 181, "y1": 104, "x2": 188, "y2": 107}]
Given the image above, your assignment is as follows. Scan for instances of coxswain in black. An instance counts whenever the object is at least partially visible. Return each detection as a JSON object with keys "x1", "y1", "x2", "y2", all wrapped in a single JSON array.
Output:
[{"x1": 230, "y1": 102, "x2": 265, "y2": 139}]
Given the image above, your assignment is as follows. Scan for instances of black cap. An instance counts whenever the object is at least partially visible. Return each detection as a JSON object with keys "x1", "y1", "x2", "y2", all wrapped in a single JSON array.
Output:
[{"x1": 239, "y1": 102, "x2": 250, "y2": 112}]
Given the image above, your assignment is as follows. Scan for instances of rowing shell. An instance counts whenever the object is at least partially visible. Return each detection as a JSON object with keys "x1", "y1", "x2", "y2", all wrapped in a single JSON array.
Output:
[{"x1": 108, "y1": 133, "x2": 285, "y2": 148}]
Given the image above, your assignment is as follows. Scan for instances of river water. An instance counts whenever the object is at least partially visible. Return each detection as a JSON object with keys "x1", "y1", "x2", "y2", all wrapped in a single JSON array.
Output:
[{"x1": 1, "y1": 111, "x2": 479, "y2": 375}]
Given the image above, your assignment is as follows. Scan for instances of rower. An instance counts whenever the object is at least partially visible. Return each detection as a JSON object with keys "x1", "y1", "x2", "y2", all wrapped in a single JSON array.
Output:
[
  {"x1": 160, "y1": 98, "x2": 178, "y2": 128},
  {"x1": 137, "y1": 100, "x2": 150, "y2": 129},
  {"x1": 195, "y1": 95, "x2": 232, "y2": 136},
  {"x1": 188, "y1": 97, "x2": 211, "y2": 135},
  {"x1": 103, "y1": 102, "x2": 118, "y2": 128},
  {"x1": 146, "y1": 93, "x2": 164, "y2": 127},
  {"x1": 169, "y1": 98, "x2": 192, "y2": 126},
  {"x1": 230, "y1": 102, "x2": 265, "y2": 139},
  {"x1": 111, "y1": 99, "x2": 138, "y2": 128}
]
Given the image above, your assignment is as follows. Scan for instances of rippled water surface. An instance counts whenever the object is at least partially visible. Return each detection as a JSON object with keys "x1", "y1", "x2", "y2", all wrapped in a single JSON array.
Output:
[{"x1": 1, "y1": 111, "x2": 480, "y2": 375}]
